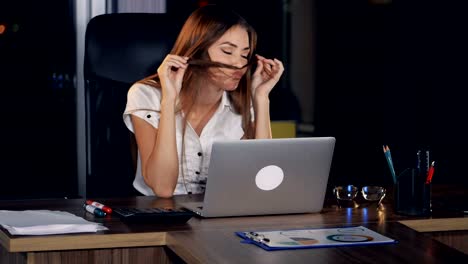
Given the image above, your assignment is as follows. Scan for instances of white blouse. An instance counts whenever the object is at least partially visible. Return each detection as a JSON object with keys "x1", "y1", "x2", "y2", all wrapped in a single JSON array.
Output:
[{"x1": 123, "y1": 82, "x2": 248, "y2": 196}]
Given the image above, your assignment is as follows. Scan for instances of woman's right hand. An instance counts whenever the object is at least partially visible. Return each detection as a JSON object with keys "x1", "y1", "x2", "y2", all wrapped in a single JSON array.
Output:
[{"x1": 157, "y1": 55, "x2": 189, "y2": 100}]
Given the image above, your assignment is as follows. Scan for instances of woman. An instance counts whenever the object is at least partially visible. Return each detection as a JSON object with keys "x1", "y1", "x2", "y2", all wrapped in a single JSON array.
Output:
[{"x1": 123, "y1": 5, "x2": 284, "y2": 197}]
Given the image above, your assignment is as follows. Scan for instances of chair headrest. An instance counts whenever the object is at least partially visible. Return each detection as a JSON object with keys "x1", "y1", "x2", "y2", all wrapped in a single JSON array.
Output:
[{"x1": 84, "y1": 13, "x2": 182, "y2": 84}]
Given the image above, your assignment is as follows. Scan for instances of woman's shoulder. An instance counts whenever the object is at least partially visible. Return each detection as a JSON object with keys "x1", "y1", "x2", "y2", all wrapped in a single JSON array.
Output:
[{"x1": 128, "y1": 81, "x2": 162, "y2": 101}]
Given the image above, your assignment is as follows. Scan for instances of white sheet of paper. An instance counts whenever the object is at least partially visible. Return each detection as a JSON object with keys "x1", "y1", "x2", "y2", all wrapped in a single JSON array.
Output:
[{"x1": 0, "y1": 210, "x2": 108, "y2": 235}]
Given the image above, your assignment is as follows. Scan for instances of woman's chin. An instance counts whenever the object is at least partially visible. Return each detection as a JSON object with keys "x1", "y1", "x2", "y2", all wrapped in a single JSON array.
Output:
[
  {"x1": 223, "y1": 81, "x2": 240, "y2": 91},
  {"x1": 223, "y1": 86, "x2": 238, "y2": 91}
]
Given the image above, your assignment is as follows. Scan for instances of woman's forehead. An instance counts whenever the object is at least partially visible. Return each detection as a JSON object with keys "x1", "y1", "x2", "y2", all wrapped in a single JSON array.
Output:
[{"x1": 213, "y1": 26, "x2": 250, "y2": 48}]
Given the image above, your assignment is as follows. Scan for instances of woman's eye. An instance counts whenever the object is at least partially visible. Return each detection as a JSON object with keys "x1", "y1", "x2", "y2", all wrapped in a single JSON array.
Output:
[{"x1": 222, "y1": 49, "x2": 248, "y2": 60}]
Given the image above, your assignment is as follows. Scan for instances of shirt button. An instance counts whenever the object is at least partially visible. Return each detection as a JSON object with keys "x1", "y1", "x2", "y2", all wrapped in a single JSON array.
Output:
[
  {"x1": 195, "y1": 171, "x2": 200, "y2": 175},
  {"x1": 197, "y1": 152, "x2": 202, "y2": 157},
  {"x1": 146, "y1": 114, "x2": 151, "y2": 118}
]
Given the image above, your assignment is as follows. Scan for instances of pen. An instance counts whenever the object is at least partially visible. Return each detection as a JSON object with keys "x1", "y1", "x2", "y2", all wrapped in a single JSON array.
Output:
[
  {"x1": 383, "y1": 145, "x2": 397, "y2": 184},
  {"x1": 425, "y1": 150, "x2": 430, "y2": 173},
  {"x1": 425, "y1": 161, "x2": 435, "y2": 184},
  {"x1": 83, "y1": 204, "x2": 106, "y2": 217},
  {"x1": 86, "y1": 200, "x2": 112, "y2": 214}
]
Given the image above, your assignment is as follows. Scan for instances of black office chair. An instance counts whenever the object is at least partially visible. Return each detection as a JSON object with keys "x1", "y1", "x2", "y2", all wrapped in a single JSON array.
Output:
[{"x1": 84, "y1": 13, "x2": 183, "y2": 197}]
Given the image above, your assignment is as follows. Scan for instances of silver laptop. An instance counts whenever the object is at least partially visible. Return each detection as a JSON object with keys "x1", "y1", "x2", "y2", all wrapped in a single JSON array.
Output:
[{"x1": 181, "y1": 137, "x2": 336, "y2": 217}]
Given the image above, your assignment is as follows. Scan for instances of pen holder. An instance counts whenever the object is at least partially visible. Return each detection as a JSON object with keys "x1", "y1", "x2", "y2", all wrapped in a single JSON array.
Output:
[{"x1": 394, "y1": 168, "x2": 431, "y2": 216}]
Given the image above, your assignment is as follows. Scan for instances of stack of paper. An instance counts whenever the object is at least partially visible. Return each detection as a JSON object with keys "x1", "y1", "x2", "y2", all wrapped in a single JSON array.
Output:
[{"x1": 0, "y1": 210, "x2": 108, "y2": 235}]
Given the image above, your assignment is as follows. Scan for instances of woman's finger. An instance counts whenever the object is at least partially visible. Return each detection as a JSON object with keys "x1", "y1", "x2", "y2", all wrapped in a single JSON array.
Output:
[
  {"x1": 165, "y1": 55, "x2": 189, "y2": 64},
  {"x1": 167, "y1": 62, "x2": 187, "y2": 71},
  {"x1": 273, "y1": 58, "x2": 284, "y2": 71},
  {"x1": 253, "y1": 58, "x2": 264, "y2": 76},
  {"x1": 161, "y1": 55, "x2": 188, "y2": 70}
]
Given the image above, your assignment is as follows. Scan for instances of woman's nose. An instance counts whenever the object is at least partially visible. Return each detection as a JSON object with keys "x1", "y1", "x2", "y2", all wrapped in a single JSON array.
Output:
[{"x1": 231, "y1": 56, "x2": 245, "y2": 68}]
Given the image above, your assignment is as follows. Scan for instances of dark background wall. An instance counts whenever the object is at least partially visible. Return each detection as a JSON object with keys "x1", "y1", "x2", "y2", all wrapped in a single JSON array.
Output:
[
  {"x1": 0, "y1": 0, "x2": 76, "y2": 199},
  {"x1": 314, "y1": 0, "x2": 468, "y2": 187}
]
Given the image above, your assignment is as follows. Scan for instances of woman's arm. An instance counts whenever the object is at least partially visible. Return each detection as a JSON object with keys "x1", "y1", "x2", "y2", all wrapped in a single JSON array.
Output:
[
  {"x1": 132, "y1": 55, "x2": 188, "y2": 198},
  {"x1": 131, "y1": 99, "x2": 178, "y2": 198},
  {"x1": 253, "y1": 96, "x2": 272, "y2": 139},
  {"x1": 251, "y1": 55, "x2": 284, "y2": 139}
]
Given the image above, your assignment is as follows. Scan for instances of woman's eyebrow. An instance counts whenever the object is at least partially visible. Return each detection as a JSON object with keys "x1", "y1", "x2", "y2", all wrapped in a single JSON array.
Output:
[{"x1": 219, "y1": 41, "x2": 250, "y2": 50}]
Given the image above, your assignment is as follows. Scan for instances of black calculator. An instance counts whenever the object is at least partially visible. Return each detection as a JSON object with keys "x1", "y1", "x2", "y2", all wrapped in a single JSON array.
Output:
[{"x1": 113, "y1": 207, "x2": 194, "y2": 224}]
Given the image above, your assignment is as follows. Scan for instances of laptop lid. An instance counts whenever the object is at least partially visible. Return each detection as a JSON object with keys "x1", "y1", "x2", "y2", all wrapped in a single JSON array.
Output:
[{"x1": 182, "y1": 137, "x2": 336, "y2": 217}]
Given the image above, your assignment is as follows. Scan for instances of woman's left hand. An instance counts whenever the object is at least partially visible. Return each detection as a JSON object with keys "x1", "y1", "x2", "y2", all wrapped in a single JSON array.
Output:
[{"x1": 251, "y1": 54, "x2": 284, "y2": 99}]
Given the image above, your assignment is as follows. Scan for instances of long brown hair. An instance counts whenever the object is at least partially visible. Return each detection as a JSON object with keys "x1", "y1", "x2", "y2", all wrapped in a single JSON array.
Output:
[{"x1": 141, "y1": 4, "x2": 257, "y2": 138}]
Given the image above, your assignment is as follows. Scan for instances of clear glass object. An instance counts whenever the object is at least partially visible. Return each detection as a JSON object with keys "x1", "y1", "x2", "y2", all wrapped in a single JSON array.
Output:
[
  {"x1": 333, "y1": 185, "x2": 358, "y2": 208},
  {"x1": 361, "y1": 186, "x2": 386, "y2": 207}
]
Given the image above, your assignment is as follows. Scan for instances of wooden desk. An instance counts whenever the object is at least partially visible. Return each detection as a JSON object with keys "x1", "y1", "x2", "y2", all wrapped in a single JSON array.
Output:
[
  {"x1": 1, "y1": 195, "x2": 467, "y2": 264},
  {"x1": 399, "y1": 218, "x2": 468, "y2": 255}
]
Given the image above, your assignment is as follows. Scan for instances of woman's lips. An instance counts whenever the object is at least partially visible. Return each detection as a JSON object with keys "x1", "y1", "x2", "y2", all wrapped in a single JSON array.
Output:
[{"x1": 231, "y1": 70, "x2": 245, "y2": 79}]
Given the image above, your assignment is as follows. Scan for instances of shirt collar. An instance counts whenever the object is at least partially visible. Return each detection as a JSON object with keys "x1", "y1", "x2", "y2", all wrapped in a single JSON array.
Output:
[{"x1": 220, "y1": 91, "x2": 235, "y2": 112}]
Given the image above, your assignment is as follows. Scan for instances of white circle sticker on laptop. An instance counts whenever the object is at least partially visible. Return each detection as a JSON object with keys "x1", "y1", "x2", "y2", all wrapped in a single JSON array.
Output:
[{"x1": 255, "y1": 165, "x2": 284, "y2": 191}]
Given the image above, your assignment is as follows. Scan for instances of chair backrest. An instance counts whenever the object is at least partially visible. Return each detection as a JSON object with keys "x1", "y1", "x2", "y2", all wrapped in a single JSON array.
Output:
[{"x1": 84, "y1": 13, "x2": 182, "y2": 197}]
